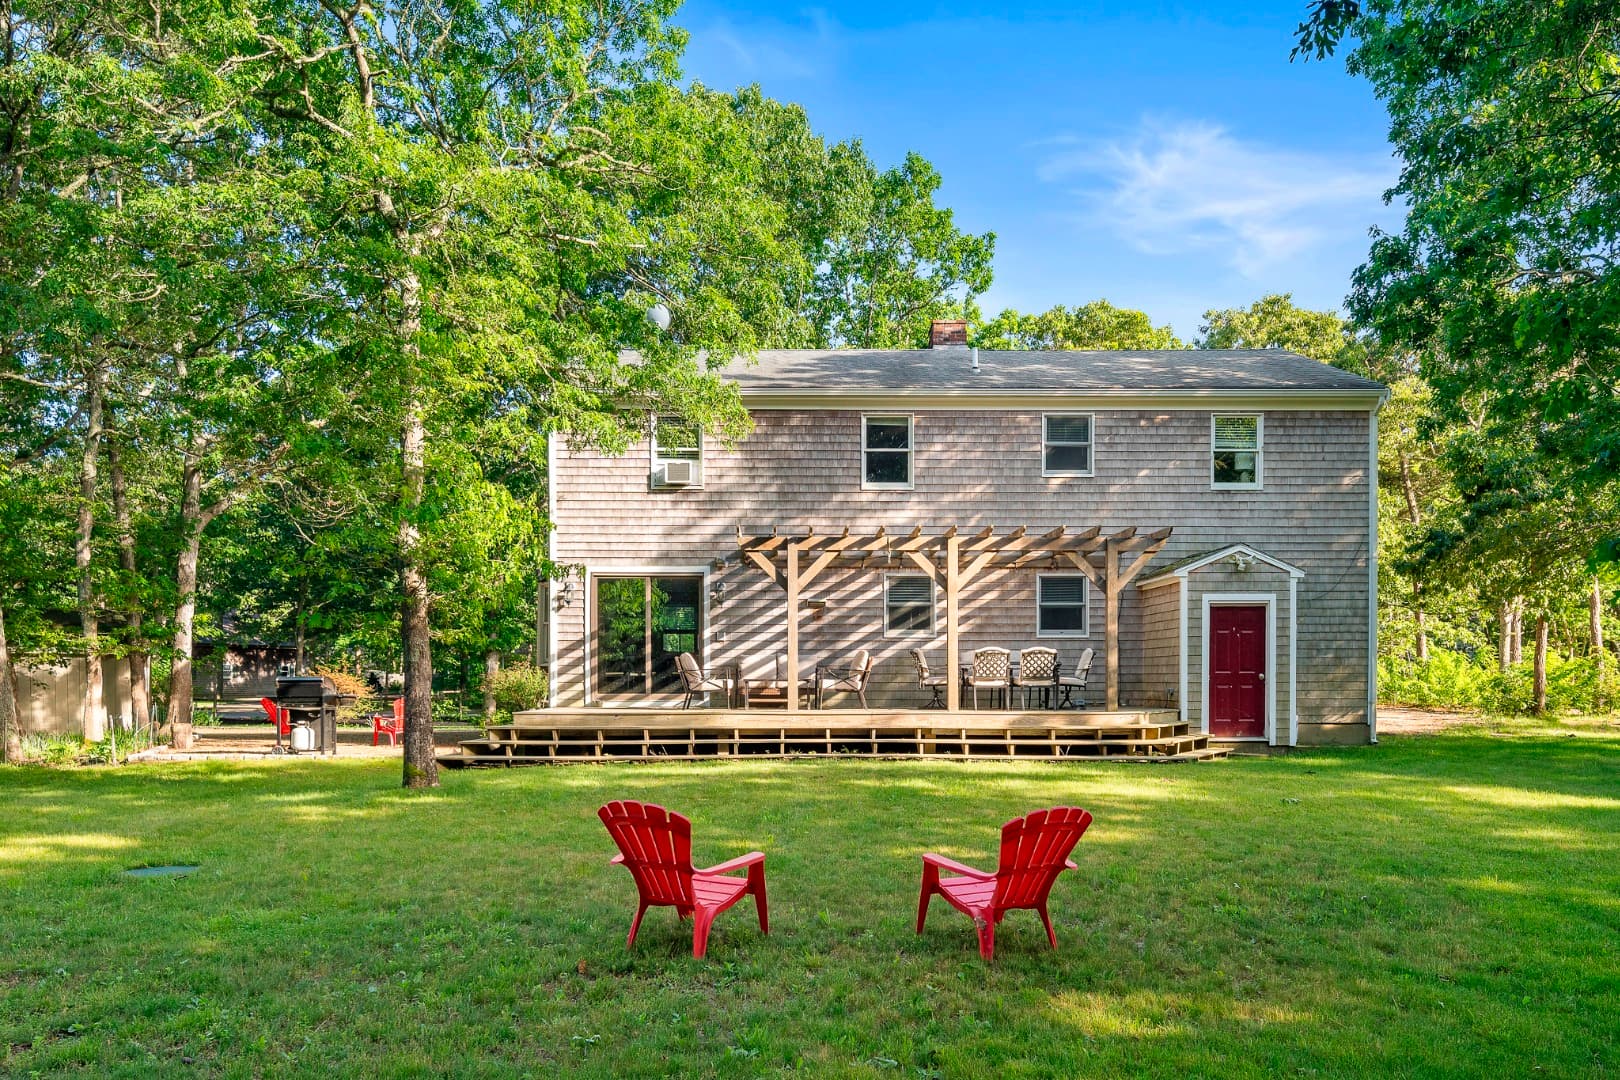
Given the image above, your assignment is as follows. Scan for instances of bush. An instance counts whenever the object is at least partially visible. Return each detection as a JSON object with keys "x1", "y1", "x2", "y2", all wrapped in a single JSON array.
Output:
[
  {"x1": 1380, "y1": 648, "x2": 1620, "y2": 714},
  {"x1": 487, "y1": 664, "x2": 548, "y2": 726},
  {"x1": 314, "y1": 666, "x2": 382, "y2": 722}
]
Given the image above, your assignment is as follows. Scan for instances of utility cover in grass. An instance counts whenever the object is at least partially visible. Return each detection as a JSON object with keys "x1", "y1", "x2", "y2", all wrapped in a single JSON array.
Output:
[{"x1": 121, "y1": 865, "x2": 200, "y2": 879}]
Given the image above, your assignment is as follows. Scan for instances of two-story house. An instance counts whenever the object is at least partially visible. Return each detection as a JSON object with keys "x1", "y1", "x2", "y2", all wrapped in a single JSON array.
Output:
[{"x1": 546, "y1": 322, "x2": 1387, "y2": 746}]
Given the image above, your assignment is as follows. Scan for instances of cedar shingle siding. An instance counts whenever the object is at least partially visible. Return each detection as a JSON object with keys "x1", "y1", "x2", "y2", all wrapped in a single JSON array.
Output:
[{"x1": 550, "y1": 403, "x2": 1377, "y2": 745}]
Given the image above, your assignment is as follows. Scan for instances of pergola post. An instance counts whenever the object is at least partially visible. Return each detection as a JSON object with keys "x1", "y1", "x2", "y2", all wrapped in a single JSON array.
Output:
[
  {"x1": 945, "y1": 534, "x2": 961, "y2": 712},
  {"x1": 786, "y1": 542, "x2": 801, "y2": 712},
  {"x1": 1104, "y1": 541, "x2": 1121, "y2": 711}
]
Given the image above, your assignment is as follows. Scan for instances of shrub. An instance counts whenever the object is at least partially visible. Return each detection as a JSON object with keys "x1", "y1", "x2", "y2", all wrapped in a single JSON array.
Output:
[
  {"x1": 1379, "y1": 648, "x2": 1620, "y2": 714},
  {"x1": 487, "y1": 664, "x2": 548, "y2": 726},
  {"x1": 314, "y1": 666, "x2": 382, "y2": 722}
]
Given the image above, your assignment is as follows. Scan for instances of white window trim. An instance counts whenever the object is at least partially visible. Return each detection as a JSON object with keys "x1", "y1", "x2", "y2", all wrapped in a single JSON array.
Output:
[
  {"x1": 862, "y1": 414, "x2": 915, "y2": 491},
  {"x1": 650, "y1": 415, "x2": 704, "y2": 489},
  {"x1": 883, "y1": 571, "x2": 936, "y2": 637},
  {"x1": 1041, "y1": 412, "x2": 1095, "y2": 478},
  {"x1": 1034, "y1": 573, "x2": 1090, "y2": 638},
  {"x1": 1210, "y1": 413, "x2": 1263, "y2": 490}
]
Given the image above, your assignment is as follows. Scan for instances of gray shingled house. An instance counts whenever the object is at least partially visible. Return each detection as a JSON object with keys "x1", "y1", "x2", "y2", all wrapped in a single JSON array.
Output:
[{"x1": 545, "y1": 322, "x2": 1388, "y2": 747}]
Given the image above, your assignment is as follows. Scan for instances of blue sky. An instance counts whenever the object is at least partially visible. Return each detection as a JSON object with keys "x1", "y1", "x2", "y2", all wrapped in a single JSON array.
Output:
[{"x1": 673, "y1": 1, "x2": 1402, "y2": 340}]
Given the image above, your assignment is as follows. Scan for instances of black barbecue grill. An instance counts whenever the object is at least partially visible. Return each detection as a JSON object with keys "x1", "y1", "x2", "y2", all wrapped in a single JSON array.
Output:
[{"x1": 275, "y1": 676, "x2": 339, "y2": 755}]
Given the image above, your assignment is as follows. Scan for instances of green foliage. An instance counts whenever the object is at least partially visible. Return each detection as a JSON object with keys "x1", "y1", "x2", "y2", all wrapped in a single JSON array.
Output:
[
  {"x1": 488, "y1": 663, "x2": 550, "y2": 725},
  {"x1": 1316, "y1": 2, "x2": 1620, "y2": 560},
  {"x1": 1380, "y1": 649, "x2": 1619, "y2": 713},
  {"x1": 1198, "y1": 293, "x2": 1367, "y2": 370},
  {"x1": 973, "y1": 300, "x2": 1183, "y2": 350}
]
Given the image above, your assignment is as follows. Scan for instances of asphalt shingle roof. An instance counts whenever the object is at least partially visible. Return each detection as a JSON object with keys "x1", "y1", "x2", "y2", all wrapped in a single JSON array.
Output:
[{"x1": 717, "y1": 348, "x2": 1385, "y2": 394}]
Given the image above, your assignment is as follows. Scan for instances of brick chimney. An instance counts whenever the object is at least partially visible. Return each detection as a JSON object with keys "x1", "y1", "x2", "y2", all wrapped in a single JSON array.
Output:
[{"x1": 928, "y1": 319, "x2": 968, "y2": 348}]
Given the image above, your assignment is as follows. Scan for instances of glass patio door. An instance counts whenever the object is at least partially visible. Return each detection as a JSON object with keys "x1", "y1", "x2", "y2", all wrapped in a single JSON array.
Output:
[{"x1": 593, "y1": 575, "x2": 702, "y2": 697}]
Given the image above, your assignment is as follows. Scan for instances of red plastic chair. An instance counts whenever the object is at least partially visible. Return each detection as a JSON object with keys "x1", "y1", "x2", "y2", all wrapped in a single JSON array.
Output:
[
  {"x1": 598, "y1": 800, "x2": 768, "y2": 958},
  {"x1": 259, "y1": 696, "x2": 291, "y2": 737},
  {"x1": 916, "y1": 806, "x2": 1093, "y2": 960},
  {"x1": 371, "y1": 697, "x2": 404, "y2": 746}
]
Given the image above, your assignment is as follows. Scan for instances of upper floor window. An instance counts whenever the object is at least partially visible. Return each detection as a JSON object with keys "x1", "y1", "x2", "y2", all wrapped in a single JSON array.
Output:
[
  {"x1": 1042, "y1": 413, "x2": 1094, "y2": 476},
  {"x1": 1211, "y1": 414, "x2": 1262, "y2": 489},
  {"x1": 651, "y1": 415, "x2": 703, "y2": 488},
  {"x1": 884, "y1": 573, "x2": 935, "y2": 635},
  {"x1": 1036, "y1": 574, "x2": 1089, "y2": 637},
  {"x1": 863, "y1": 415, "x2": 913, "y2": 489}
]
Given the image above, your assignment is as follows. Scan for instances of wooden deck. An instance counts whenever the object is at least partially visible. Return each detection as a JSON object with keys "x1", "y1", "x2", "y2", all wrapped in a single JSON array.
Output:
[{"x1": 440, "y1": 707, "x2": 1229, "y2": 767}]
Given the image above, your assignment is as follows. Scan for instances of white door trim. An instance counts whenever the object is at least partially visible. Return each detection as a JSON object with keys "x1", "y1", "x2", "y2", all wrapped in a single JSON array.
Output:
[{"x1": 1201, "y1": 593, "x2": 1277, "y2": 745}]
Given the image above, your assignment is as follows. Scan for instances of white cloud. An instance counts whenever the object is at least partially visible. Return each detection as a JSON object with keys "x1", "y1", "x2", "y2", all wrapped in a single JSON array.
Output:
[
  {"x1": 684, "y1": 9, "x2": 839, "y2": 84},
  {"x1": 1039, "y1": 119, "x2": 1395, "y2": 277}
]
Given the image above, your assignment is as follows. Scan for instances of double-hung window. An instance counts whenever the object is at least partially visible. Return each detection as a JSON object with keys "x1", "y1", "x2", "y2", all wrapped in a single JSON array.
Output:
[
  {"x1": 1042, "y1": 414, "x2": 1094, "y2": 476},
  {"x1": 1036, "y1": 574, "x2": 1089, "y2": 637},
  {"x1": 863, "y1": 415, "x2": 913, "y2": 489},
  {"x1": 651, "y1": 415, "x2": 703, "y2": 488},
  {"x1": 1211, "y1": 414, "x2": 1262, "y2": 489},
  {"x1": 884, "y1": 574, "x2": 935, "y2": 635}
]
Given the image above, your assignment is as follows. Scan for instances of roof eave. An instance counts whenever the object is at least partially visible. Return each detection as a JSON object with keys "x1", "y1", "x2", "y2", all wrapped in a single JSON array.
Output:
[{"x1": 733, "y1": 387, "x2": 1390, "y2": 410}]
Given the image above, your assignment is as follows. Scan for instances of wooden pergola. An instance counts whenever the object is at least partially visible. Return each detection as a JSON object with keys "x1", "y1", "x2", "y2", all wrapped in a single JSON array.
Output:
[{"x1": 734, "y1": 524, "x2": 1172, "y2": 711}]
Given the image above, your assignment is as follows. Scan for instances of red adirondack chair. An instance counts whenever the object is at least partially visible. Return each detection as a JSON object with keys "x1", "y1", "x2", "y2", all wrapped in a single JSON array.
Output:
[
  {"x1": 259, "y1": 696, "x2": 291, "y2": 737},
  {"x1": 371, "y1": 697, "x2": 404, "y2": 746},
  {"x1": 916, "y1": 806, "x2": 1093, "y2": 960},
  {"x1": 598, "y1": 800, "x2": 769, "y2": 959}
]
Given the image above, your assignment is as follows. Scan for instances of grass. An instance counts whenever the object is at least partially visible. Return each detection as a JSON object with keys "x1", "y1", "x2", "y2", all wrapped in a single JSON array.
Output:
[{"x1": 2, "y1": 718, "x2": 1618, "y2": 1078}]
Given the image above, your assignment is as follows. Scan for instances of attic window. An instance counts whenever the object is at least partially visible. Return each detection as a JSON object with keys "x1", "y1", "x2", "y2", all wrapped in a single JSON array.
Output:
[{"x1": 1211, "y1": 415, "x2": 1262, "y2": 489}]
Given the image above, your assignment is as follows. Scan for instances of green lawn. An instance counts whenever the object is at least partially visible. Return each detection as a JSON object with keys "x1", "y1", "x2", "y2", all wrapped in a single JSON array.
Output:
[{"x1": 3, "y1": 722, "x2": 1618, "y2": 1078}]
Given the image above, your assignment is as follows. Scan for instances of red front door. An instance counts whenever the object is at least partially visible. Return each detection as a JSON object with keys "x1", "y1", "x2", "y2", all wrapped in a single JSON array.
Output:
[{"x1": 1209, "y1": 605, "x2": 1266, "y2": 738}]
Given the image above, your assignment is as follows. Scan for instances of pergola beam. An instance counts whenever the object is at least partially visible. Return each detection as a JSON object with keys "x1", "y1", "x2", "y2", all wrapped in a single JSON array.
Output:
[{"x1": 736, "y1": 523, "x2": 1172, "y2": 713}]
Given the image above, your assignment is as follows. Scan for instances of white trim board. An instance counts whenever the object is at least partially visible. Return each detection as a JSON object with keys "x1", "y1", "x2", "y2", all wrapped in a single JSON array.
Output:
[
  {"x1": 1367, "y1": 405, "x2": 1381, "y2": 743},
  {"x1": 1139, "y1": 543, "x2": 1306, "y2": 590},
  {"x1": 1200, "y1": 593, "x2": 1278, "y2": 746}
]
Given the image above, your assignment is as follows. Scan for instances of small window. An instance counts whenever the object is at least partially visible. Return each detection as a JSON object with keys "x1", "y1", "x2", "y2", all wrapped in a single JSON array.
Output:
[
  {"x1": 863, "y1": 415, "x2": 913, "y2": 489},
  {"x1": 1043, "y1": 414, "x2": 1094, "y2": 476},
  {"x1": 651, "y1": 415, "x2": 703, "y2": 488},
  {"x1": 1212, "y1": 414, "x2": 1262, "y2": 488},
  {"x1": 653, "y1": 415, "x2": 701, "y2": 461},
  {"x1": 1036, "y1": 574, "x2": 1089, "y2": 637},
  {"x1": 884, "y1": 573, "x2": 934, "y2": 635}
]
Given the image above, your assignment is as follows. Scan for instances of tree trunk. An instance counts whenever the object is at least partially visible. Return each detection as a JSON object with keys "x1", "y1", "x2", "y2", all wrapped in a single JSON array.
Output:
[
  {"x1": 166, "y1": 461, "x2": 205, "y2": 729},
  {"x1": 483, "y1": 649, "x2": 499, "y2": 721},
  {"x1": 77, "y1": 367, "x2": 107, "y2": 741},
  {"x1": 1503, "y1": 599, "x2": 1516, "y2": 667},
  {"x1": 108, "y1": 439, "x2": 150, "y2": 732},
  {"x1": 1397, "y1": 448, "x2": 1428, "y2": 661},
  {"x1": 0, "y1": 601, "x2": 20, "y2": 763},
  {"x1": 1594, "y1": 576, "x2": 1607, "y2": 709},
  {"x1": 1498, "y1": 602, "x2": 1511, "y2": 673},
  {"x1": 396, "y1": 258, "x2": 438, "y2": 789},
  {"x1": 1533, "y1": 614, "x2": 1549, "y2": 714}
]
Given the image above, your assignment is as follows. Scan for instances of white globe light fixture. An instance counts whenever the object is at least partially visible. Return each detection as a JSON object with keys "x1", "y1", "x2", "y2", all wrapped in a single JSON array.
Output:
[{"x1": 647, "y1": 303, "x2": 671, "y2": 332}]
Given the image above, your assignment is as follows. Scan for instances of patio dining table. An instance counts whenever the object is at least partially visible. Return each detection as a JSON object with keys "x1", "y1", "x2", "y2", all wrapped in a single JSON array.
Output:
[{"x1": 957, "y1": 652, "x2": 1069, "y2": 710}]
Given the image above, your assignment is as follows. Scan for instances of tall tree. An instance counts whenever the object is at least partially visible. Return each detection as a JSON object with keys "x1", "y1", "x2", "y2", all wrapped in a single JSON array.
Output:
[
  {"x1": 974, "y1": 300, "x2": 1183, "y2": 350},
  {"x1": 809, "y1": 152, "x2": 994, "y2": 348},
  {"x1": 1297, "y1": 1, "x2": 1620, "y2": 558},
  {"x1": 1198, "y1": 293, "x2": 1367, "y2": 370}
]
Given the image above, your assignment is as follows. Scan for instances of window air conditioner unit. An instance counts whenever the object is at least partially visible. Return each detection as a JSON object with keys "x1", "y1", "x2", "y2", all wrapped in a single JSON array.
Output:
[{"x1": 661, "y1": 460, "x2": 699, "y2": 486}]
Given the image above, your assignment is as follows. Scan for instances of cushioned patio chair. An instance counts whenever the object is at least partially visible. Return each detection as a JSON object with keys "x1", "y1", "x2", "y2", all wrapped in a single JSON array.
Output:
[
  {"x1": 911, "y1": 649, "x2": 948, "y2": 708},
  {"x1": 816, "y1": 649, "x2": 873, "y2": 708},
  {"x1": 1057, "y1": 647, "x2": 1095, "y2": 709},
  {"x1": 676, "y1": 652, "x2": 735, "y2": 709}
]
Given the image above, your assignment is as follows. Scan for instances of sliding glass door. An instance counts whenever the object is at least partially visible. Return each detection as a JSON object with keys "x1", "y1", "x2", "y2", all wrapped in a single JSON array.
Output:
[{"x1": 593, "y1": 575, "x2": 702, "y2": 697}]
